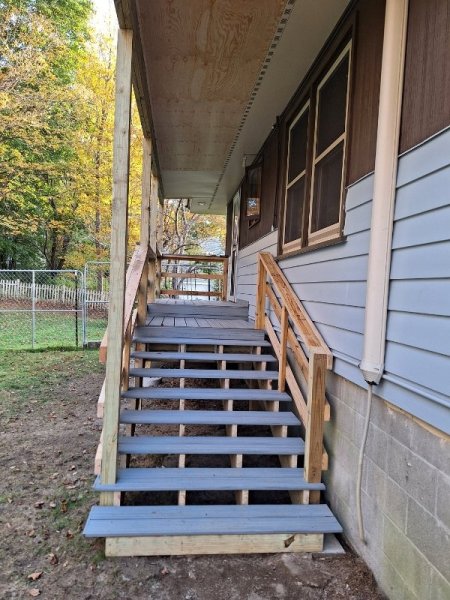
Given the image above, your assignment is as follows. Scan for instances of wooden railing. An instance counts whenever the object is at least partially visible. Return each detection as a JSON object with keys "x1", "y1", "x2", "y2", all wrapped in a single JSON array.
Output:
[
  {"x1": 255, "y1": 252, "x2": 333, "y2": 501},
  {"x1": 99, "y1": 244, "x2": 154, "y2": 364},
  {"x1": 160, "y1": 254, "x2": 228, "y2": 301},
  {"x1": 95, "y1": 243, "x2": 156, "y2": 478}
]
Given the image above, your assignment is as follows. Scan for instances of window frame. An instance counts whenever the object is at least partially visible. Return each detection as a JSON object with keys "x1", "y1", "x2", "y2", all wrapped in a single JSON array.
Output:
[
  {"x1": 308, "y1": 41, "x2": 352, "y2": 245},
  {"x1": 282, "y1": 100, "x2": 310, "y2": 253},
  {"x1": 243, "y1": 159, "x2": 263, "y2": 228},
  {"x1": 279, "y1": 39, "x2": 353, "y2": 256}
]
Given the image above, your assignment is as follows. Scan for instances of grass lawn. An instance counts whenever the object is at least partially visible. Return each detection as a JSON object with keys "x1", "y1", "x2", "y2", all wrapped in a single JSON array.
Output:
[
  {"x1": 0, "y1": 312, "x2": 107, "y2": 350},
  {"x1": 0, "y1": 348, "x2": 104, "y2": 416}
]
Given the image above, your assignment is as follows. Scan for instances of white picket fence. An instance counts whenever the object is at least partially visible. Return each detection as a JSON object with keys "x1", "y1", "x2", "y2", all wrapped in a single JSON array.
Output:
[{"x1": 0, "y1": 279, "x2": 108, "y2": 308}]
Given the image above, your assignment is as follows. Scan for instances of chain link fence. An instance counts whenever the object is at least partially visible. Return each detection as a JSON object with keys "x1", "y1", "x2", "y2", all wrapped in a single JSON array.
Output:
[
  {"x1": 83, "y1": 261, "x2": 109, "y2": 347},
  {"x1": 0, "y1": 266, "x2": 110, "y2": 351},
  {"x1": 0, "y1": 270, "x2": 84, "y2": 350}
]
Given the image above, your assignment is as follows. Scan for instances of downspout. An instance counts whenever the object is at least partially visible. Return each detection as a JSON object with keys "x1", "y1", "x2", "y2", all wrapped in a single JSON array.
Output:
[
  {"x1": 360, "y1": 0, "x2": 409, "y2": 384},
  {"x1": 357, "y1": 0, "x2": 409, "y2": 543}
]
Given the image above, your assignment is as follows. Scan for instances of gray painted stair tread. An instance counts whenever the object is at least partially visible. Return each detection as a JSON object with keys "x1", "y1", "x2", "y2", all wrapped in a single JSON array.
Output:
[
  {"x1": 129, "y1": 368, "x2": 279, "y2": 380},
  {"x1": 93, "y1": 468, "x2": 324, "y2": 491},
  {"x1": 118, "y1": 436, "x2": 304, "y2": 455},
  {"x1": 133, "y1": 336, "x2": 271, "y2": 347},
  {"x1": 83, "y1": 504, "x2": 342, "y2": 537},
  {"x1": 122, "y1": 387, "x2": 291, "y2": 401},
  {"x1": 135, "y1": 326, "x2": 264, "y2": 340},
  {"x1": 130, "y1": 351, "x2": 278, "y2": 362},
  {"x1": 120, "y1": 409, "x2": 300, "y2": 426}
]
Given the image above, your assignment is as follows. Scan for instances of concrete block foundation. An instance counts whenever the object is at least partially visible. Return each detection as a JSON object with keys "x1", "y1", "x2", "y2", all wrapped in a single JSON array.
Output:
[{"x1": 324, "y1": 373, "x2": 450, "y2": 600}]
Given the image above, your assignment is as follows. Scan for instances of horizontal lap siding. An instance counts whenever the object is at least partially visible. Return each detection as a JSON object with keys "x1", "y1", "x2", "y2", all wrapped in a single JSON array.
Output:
[
  {"x1": 236, "y1": 231, "x2": 278, "y2": 320},
  {"x1": 278, "y1": 174, "x2": 373, "y2": 369},
  {"x1": 234, "y1": 130, "x2": 450, "y2": 433},
  {"x1": 382, "y1": 128, "x2": 450, "y2": 430}
]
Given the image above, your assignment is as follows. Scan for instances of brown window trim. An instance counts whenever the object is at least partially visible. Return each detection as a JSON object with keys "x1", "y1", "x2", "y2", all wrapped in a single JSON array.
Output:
[
  {"x1": 277, "y1": 20, "x2": 355, "y2": 257},
  {"x1": 276, "y1": 233, "x2": 347, "y2": 262}
]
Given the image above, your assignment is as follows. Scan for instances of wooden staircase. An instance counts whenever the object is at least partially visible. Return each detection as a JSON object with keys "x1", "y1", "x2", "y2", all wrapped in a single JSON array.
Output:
[
  {"x1": 85, "y1": 303, "x2": 341, "y2": 555},
  {"x1": 84, "y1": 254, "x2": 342, "y2": 556}
]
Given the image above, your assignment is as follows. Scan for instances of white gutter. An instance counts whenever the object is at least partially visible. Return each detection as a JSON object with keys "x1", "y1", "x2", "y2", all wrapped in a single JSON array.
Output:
[{"x1": 360, "y1": 0, "x2": 409, "y2": 384}]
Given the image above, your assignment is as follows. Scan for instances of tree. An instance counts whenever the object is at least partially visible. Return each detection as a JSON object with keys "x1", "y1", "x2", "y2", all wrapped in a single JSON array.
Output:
[
  {"x1": 162, "y1": 199, "x2": 225, "y2": 256},
  {"x1": 0, "y1": 1, "x2": 92, "y2": 269}
]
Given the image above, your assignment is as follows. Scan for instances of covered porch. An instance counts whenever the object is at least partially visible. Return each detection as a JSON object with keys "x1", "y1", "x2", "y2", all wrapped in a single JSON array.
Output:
[{"x1": 84, "y1": 0, "x2": 357, "y2": 556}]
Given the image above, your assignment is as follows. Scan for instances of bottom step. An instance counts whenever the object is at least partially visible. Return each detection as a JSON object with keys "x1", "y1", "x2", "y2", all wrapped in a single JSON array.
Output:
[
  {"x1": 84, "y1": 504, "x2": 342, "y2": 556},
  {"x1": 84, "y1": 503, "x2": 341, "y2": 534}
]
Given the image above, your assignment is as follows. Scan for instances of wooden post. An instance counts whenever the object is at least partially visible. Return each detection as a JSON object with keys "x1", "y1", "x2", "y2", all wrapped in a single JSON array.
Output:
[
  {"x1": 137, "y1": 136, "x2": 152, "y2": 325},
  {"x1": 304, "y1": 351, "x2": 327, "y2": 503},
  {"x1": 100, "y1": 28, "x2": 133, "y2": 505},
  {"x1": 149, "y1": 173, "x2": 158, "y2": 252},
  {"x1": 221, "y1": 257, "x2": 229, "y2": 301},
  {"x1": 278, "y1": 306, "x2": 288, "y2": 392},
  {"x1": 255, "y1": 256, "x2": 266, "y2": 329}
]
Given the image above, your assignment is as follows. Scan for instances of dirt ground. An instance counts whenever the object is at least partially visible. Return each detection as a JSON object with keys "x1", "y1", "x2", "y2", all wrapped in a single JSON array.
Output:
[{"x1": 0, "y1": 349, "x2": 386, "y2": 600}]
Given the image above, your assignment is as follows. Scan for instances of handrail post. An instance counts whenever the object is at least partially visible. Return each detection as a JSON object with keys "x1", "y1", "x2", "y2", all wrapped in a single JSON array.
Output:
[
  {"x1": 278, "y1": 306, "x2": 288, "y2": 391},
  {"x1": 100, "y1": 28, "x2": 133, "y2": 505},
  {"x1": 222, "y1": 257, "x2": 229, "y2": 301},
  {"x1": 304, "y1": 351, "x2": 327, "y2": 503},
  {"x1": 255, "y1": 255, "x2": 266, "y2": 329}
]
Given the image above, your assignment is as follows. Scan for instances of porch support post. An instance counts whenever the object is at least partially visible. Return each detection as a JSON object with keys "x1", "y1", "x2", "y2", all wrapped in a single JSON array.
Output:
[
  {"x1": 360, "y1": 0, "x2": 409, "y2": 384},
  {"x1": 138, "y1": 136, "x2": 152, "y2": 319},
  {"x1": 101, "y1": 28, "x2": 133, "y2": 504},
  {"x1": 150, "y1": 173, "x2": 161, "y2": 297}
]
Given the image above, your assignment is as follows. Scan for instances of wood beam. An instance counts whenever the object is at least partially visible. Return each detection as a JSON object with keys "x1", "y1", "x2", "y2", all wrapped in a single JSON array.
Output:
[{"x1": 100, "y1": 28, "x2": 133, "y2": 504}]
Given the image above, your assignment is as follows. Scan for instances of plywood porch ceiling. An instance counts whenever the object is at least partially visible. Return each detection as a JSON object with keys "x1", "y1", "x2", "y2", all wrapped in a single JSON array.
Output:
[{"x1": 135, "y1": 0, "x2": 288, "y2": 202}]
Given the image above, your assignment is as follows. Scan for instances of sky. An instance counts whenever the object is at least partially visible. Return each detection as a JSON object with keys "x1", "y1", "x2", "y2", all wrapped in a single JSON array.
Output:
[{"x1": 91, "y1": 0, "x2": 117, "y2": 35}]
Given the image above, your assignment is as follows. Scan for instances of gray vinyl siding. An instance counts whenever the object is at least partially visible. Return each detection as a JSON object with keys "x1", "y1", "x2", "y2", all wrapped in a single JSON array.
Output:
[
  {"x1": 236, "y1": 231, "x2": 277, "y2": 320},
  {"x1": 377, "y1": 128, "x2": 450, "y2": 432},
  {"x1": 278, "y1": 172, "x2": 373, "y2": 377},
  {"x1": 234, "y1": 127, "x2": 450, "y2": 434}
]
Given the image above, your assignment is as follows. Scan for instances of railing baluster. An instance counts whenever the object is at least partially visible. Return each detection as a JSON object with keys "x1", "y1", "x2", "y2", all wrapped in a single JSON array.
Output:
[
  {"x1": 304, "y1": 351, "x2": 327, "y2": 503},
  {"x1": 278, "y1": 306, "x2": 288, "y2": 392}
]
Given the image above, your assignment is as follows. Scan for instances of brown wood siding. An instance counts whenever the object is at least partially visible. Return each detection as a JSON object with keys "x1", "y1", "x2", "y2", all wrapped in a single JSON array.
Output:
[
  {"x1": 400, "y1": 0, "x2": 450, "y2": 153},
  {"x1": 238, "y1": 128, "x2": 279, "y2": 249},
  {"x1": 276, "y1": 0, "x2": 385, "y2": 254},
  {"x1": 346, "y1": 0, "x2": 385, "y2": 184}
]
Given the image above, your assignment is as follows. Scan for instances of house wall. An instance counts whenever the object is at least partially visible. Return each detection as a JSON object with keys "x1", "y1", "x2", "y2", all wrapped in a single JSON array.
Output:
[
  {"x1": 325, "y1": 373, "x2": 450, "y2": 600},
  {"x1": 238, "y1": 128, "x2": 279, "y2": 250},
  {"x1": 235, "y1": 230, "x2": 277, "y2": 321},
  {"x1": 234, "y1": 127, "x2": 450, "y2": 599},
  {"x1": 400, "y1": 0, "x2": 450, "y2": 153}
]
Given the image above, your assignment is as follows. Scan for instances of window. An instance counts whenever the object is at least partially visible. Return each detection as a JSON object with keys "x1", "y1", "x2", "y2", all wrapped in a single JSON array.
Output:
[
  {"x1": 244, "y1": 162, "x2": 262, "y2": 227},
  {"x1": 282, "y1": 42, "x2": 352, "y2": 253},
  {"x1": 309, "y1": 44, "x2": 351, "y2": 243},
  {"x1": 282, "y1": 102, "x2": 310, "y2": 252}
]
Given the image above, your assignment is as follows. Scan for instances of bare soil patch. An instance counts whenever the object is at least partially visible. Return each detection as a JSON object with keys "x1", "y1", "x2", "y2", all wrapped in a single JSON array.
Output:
[{"x1": 0, "y1": 350, "x2": 385, "y2": 599}]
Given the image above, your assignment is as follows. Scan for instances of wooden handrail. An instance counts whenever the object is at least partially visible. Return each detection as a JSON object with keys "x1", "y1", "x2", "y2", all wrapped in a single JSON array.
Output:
[
  {"x1": 99, "y1": 244, "x2": 150, "y2": 364},
  {"x1": 257, "y1": 253, "x2": 332, "y2": 365},
  {"x1": 255, "y1": 252, "x2": 333, "y2": 501},
  {"x1": 161, "y1": 254, "x2": 226, "y2": 263}
]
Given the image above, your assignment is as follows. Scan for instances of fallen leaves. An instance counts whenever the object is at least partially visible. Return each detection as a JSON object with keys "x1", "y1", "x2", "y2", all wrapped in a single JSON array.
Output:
[
  {"x1": 28, "y1": 589, "x2": 40, "y2": 597},
  {"x1": 34, "y1": 501, "x2": 44, "y2": 509},
  {"x1": 27, "y1": 572, "x2": 42, "y2": 581},
  {"x1": 47, "y1": 552, "x2": 58, "y2": 565}
]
